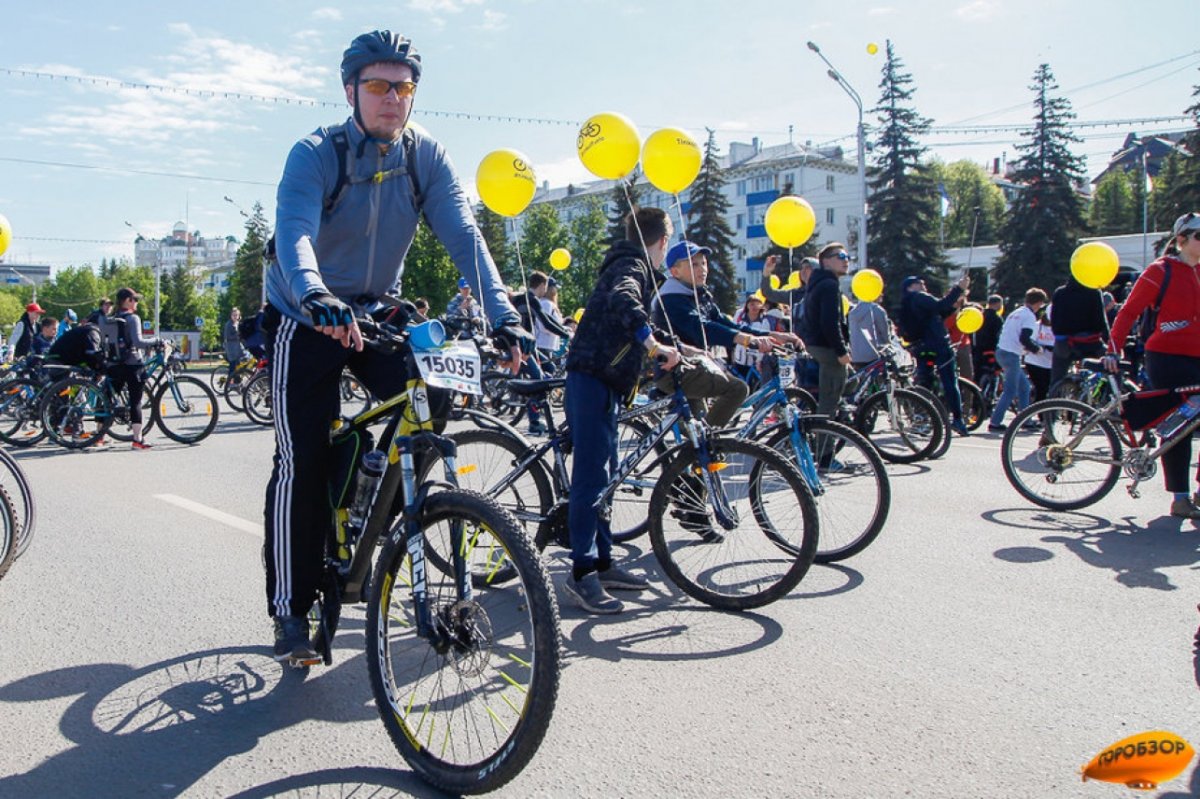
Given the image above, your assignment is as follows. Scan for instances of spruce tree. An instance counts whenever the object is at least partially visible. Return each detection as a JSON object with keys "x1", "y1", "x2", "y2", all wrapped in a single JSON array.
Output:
[
  {"x1": 226, "y1": 202, "x2": 270, "y2": 317},
  {"x1": 685, "y1": 130, "x2": 739, "y2": 312},
  {"x1": 866, "y1": 40, "x2": 948, "y2": 307},
  {"x1": 993, "y1": 64, "x2": 1087, "y2": 300},
  {"x1": 605, "y1": 172, "x2": 641, "y2": 247}
]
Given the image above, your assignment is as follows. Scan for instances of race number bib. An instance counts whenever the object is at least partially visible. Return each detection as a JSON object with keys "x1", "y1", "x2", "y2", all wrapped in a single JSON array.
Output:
[
  {"x1": 777, "y1": 357, "x2": 795, "y2": 387},
  {"x1": 414, "y1": 341, "x2": 482, "y2": 395}
]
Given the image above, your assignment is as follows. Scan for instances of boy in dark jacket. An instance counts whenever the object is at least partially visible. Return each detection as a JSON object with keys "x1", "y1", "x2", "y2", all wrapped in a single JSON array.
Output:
[
  {"x1": 899, "y1": 272, "x2": 972, "y2": 435},
  {"x1": 564, "y1": 208, "x2": 681, "y2": 614},
  {"x1": 651, "y1": 241, "x2": 797, "y2": 427},
  {"x1": 803, "y1": 243, "x2": 852, "y2": 416}
]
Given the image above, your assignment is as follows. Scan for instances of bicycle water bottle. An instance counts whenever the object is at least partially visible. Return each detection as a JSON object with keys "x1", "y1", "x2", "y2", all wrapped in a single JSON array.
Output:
[
  {"x1": 348, "y1": 450, "x2": 387, "y2": 533},
  {"x1": 1157, "y1": 395, "x2": 1200, "y2": 439}
]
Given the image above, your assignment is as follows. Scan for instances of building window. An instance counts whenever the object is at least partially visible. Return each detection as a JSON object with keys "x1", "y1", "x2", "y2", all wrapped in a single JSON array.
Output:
[
  {"x1": 826, "y1": 208, "x2": 835, "y2": 225},
  {"x1": 783, "y1": 172, "x2": 794, "y2": 190},
  {"x1": 736, "y1": 180, "x2": 747, "y2": 196},
  {"x1": 735, "y1": 213, "x2": 744, "y2": 230},
  {"x1": 749, "y1": 205, "x2": 767, "y2": 226},
  {"x1": 826, "y1": 174, "x2": 835, "y2": 192},
  {"x1": 753, "y1": 175, "x2": 774, "y2": 192}
]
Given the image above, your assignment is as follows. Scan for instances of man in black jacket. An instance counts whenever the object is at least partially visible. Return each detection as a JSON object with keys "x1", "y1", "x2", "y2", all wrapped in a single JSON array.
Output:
[
  {"x1": 972, "y1": 294, "x2": 1004, "y2": 376},
  {"x1": 564, "y1": 207, "x2": 681, "y2": 614},
  {"x1": 803, "y1": 243, "x2": 852, "y2": 416},
  {"x1": 899, "y1": 272, "x2": 972, "y2": 436},
  {"x1": 512, "y1": 270, "x2": 573, "y2": 434},
  {"x1": 1050, "y1": 275, "x2": 1109, "y2": 386}
]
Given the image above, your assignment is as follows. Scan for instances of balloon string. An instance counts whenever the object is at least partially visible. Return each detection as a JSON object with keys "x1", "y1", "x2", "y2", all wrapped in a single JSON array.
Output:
[
  {"x1": 671, "y1": 193, "x2": 710, "y2": 354},
  {"x1": 622, "y1": 180, "x2": 678, "y2": 346},
  {"x1": 508, "y1": 217, "x2": 541, "y2": 370},
  {"x1": 471, "y1": 225, "x2": 490, "y2": 333}
]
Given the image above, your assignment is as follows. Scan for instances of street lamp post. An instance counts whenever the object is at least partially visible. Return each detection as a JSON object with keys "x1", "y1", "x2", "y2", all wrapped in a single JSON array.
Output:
[
  {"x1": 807, "y1": 41, "x2": 868, "y2": 273},
  {"x1": 5, "y1": 268, "x2": 37, "y2": 303},
  {"x1": 125, "y1": 221, "x2": 162, "y2": 335}
]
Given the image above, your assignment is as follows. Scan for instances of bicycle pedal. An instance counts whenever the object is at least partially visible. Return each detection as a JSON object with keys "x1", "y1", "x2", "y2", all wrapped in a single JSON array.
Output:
[{"x1": 289, "y1": 654, "x2": 323, "y2": 668}]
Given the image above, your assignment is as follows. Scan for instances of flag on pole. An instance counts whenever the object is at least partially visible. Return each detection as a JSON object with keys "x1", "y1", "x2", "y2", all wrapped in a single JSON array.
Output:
[
  {"x1": 938, "y1": 182, "x2": 952, "y2": 218},
  {"x1": 1143, "y1": 150, "x2": 1153, "y2": 193}
]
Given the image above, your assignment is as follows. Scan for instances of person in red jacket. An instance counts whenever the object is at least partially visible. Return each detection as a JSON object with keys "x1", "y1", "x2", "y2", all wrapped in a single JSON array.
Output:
[{"x1": 1106, "y1": 212, "x2": 1200, "y2": 519}]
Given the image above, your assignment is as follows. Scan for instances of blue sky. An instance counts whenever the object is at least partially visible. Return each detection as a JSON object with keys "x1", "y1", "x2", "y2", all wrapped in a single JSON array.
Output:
[{"x1": 0, "y1": 0, "x2": 1195, "y2": 271}]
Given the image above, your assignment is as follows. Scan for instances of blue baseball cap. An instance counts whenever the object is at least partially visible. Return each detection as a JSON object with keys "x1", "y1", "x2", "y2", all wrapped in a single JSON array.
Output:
[
  {"x1": 665, "y1": 240, "x2": 713, "y2": 269},
  {"x1": 901, "y1": 275, "x2": 925, "y2": 291},
  {"x1": 457, "y1": 277, "x2": 470, "y2": 289}
]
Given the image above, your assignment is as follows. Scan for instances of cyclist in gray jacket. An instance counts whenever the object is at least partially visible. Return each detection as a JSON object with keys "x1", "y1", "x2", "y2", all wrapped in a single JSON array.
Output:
[{"x1": 264, "y1": 30, "x2": 529, "y2": 663}]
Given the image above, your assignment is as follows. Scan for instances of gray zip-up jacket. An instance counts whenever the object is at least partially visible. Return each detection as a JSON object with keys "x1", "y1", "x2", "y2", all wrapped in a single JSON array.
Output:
[{"x1": 269, "y1": 119, "x2": 517, "y2": 327}]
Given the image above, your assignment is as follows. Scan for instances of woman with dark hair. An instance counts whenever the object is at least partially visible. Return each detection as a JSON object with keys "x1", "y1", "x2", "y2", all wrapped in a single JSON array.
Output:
[
  {"x1": 1106, "y1": 212, "x2": 1200, "y2": 518},
  {"x1": 112, "y1": 287, "x2": 162, "y2": 450}
]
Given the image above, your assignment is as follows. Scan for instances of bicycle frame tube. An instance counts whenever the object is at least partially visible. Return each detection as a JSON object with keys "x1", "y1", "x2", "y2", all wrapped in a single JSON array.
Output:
[{"x1": 595, "y1": 397, "x2": 687, "y2": 510}]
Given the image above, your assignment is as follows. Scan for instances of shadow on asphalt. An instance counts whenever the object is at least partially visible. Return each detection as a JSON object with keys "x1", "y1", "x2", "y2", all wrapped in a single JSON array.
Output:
[
  {"x1": 882, "y1": 462, "x2": 932, "y2": 478},
  {"x1": 226, "y1": 767, "x2": 454, "y2": 799},
  {"x1": 981, "y1": 507, "x2": 1200, "y2": 590},
  {"x1": 0, "y1": 634, "x2": 422, "y2": 798}
]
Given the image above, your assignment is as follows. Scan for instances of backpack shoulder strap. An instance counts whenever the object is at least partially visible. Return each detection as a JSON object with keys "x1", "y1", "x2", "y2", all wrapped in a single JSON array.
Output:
[
  {"x1": 402, "y1": 128, "x2": 424, "y2": 212},
  {"x1": 323, "y1": 124, "x2": 353, "y2": 215},
  {"x1": 1153, "y1": 261, "x2": 1172, "y2": 311}
]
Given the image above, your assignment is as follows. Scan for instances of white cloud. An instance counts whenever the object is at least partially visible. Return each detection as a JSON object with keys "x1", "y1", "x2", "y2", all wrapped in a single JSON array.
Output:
[
  {"x1": 954, "y1": 0, "x2": 998, "y2": 20},
  {"x1": 476, "y1": 9, "x2": 507, "y2": 31},
  {"x1": 408, "y1": 0, "x2": 485, "y2": 13},
  {"x1": 868, "y1": 7, "x2": 895, "y2": 16},
  {"x1": 311, "y1": 7, "x2": 342, "y2": 20},
  {"x1": 808, "y1": 21, "x2": 832, "y2": 31}
]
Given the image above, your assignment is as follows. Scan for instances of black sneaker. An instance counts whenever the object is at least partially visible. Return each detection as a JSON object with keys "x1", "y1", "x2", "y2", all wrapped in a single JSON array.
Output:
[
  {"x1": 273, "y1": 616, "x2": 319, "y2": 665},
  {"x1": 987, "y1": 423, "x2": 1007, "y2": 433}
]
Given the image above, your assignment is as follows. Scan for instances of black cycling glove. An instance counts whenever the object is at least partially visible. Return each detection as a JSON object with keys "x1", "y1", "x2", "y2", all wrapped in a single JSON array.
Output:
[
  {"x1": 303, "y1": 293, "x2": 354, "y2": 328},
  {"x1": 491, "y1": 323, "x2": 535, "y2": 355}
]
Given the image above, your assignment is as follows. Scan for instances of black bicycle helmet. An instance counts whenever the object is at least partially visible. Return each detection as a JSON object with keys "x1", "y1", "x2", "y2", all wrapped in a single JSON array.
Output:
[{"x1": 340, "y1": 31, "x2": 422, "y2": 85}]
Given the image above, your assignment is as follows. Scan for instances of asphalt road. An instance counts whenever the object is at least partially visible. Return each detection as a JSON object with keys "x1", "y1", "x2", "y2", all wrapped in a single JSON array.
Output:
[{"x1": 0, "y1": 405, "x2": 1197, "y2": 798}]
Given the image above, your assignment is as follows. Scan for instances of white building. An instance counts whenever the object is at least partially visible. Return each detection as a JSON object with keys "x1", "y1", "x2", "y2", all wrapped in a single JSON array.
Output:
[
  {"x1": 133, "y1": 221, "x2": 238, "y2": 286},
  {"x1": 519, "y1": 138, "x2": 861, "y2": 295}
]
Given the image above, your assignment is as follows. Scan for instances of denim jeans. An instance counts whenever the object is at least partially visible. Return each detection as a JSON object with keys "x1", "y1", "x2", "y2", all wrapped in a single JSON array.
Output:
[
  {"x1": 990, "y1": 348, "x2": 1030, "y2": 426},
  {"x1": 520, "y1": 356, "x2": 543, "y2": 427},
  {"x1": 565, "y1": 371, "x2": 619, "y2": 572}
]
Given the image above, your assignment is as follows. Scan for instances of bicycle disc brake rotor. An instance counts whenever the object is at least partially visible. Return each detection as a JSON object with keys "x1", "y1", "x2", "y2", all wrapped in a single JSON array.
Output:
[{"x1": 437, "y1": 600, "x2": 494, "y2": 679}]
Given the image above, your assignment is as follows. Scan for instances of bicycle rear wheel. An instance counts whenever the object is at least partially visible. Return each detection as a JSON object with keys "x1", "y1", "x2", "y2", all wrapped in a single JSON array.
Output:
[
  {"x1": 1000, "y1": 398, "x2": 1123, "y2": 511},
  {"x1": 0, "y1": 484, "x2": 16, "y2": 580},
  {"x1": 854, "y1": 388, "x2": 943, "y2": 464},
  {"x1": 40, "y1": 377, "x2": 112, "y2": 449},
  {"x1": 155, "y1": 375, "x2": 219, "y2": 443},
  {"x1": 367, "y1": 489, "x2": 560, "y2": 794},
  {"x1": 0, "y1": 449, "x2": 36, "y2": 560},
  {"x1": 648, "y1": 437, "x2": 818, "y2": 610},
  {"x1": 762, "y1": 418, "x2": 891, "y2": 563},
  {"x1": 959, "y1": 378, "x2": 986, "y2": 432},
  {"x1": 339, "y1": 370, "x2": 373, "y2": 418}
]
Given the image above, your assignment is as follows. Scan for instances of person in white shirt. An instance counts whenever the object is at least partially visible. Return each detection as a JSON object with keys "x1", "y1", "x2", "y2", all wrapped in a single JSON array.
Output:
[
  {"x1": 535, "y1": 277, "x2": 566, "y2": 358},
  {"x1": 1024, "y1": 304, "x2": 1056, "y2": 402},
  {"x1": 988, "y1": 287, "x2": 1047, "y2": 431}
]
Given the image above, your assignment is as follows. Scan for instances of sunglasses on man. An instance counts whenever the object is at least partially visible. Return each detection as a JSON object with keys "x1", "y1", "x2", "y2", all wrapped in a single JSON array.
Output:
[{"x1": 358, "y1": 78, "x2": 417, "y2": 98}]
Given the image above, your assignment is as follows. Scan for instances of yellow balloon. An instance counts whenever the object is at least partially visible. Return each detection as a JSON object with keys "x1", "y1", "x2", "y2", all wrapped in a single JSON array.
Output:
[
  {"x1": 956, "y1": 306, "x2": 984, "y2": 334},
  {"x1": 476, "y1": 149, "x2": 536, "y2": 217},
  {"x1": 642, "y1": 127, "x2": 702, "y2": 194},
  {"x1": 549, "y1": 248, "x2": 571, "y2": 271},
  {"x1": 841, "y1": 295, "x2": 851, "y2": 316},
  {"x1": 851, "y1": 269, "x2": 884, "y2": 302},
  {"x1": 573, "y1": 308, "x2": 584, "y2": 323},
  {"x1": 0, "y1": 213, "x2": 10, "y2": 258},
  {"x1": 867, "y1": 42, "x2": 879, "y2": 55},
  {"x1": 577, "y1": 112, "x2": 640, "y2": 180},
  {"x1": 764, "y1": 196, "x2": 816, "y2": 248},
  {"x1": 769, "y1": 274, "x2": 782, "y2": 290},
  {"x1": 1070, "y1": 241, "x2": 1120, "y2": 289},
  {"x1": 750, "y1": 290, "x2": 766, "y2": 303},
  {"x1": 785, "y1": 272, "x2": 803, "y2": 290}
]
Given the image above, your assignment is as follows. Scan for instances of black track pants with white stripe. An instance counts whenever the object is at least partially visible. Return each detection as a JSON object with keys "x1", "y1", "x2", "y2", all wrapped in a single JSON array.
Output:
[{"x1": 263, "y1": 314, "x2": 410, "y2": 618}]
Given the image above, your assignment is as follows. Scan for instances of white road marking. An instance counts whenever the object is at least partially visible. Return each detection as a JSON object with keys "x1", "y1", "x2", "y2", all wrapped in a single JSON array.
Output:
[{"x1": 154, "y1": 493, "x2": 263, "y2": 537}]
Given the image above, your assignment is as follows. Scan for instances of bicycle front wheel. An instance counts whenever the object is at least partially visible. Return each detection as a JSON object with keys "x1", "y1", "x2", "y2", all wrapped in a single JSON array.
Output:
[
  {"x1": 243, "y1": 372, "x2": 274, "y2": 426},
  {"x1": 1000, "y1": 398, "x2": 1123, "y2": 511},
  {"x1": 0, "y1": 484, "x2": 16, "y2": 580},
  {"x1": 40, "y1": 377, "x2": 112, "y2": 449},
  {"x1": 959, "y1": 378, "x2": 986, "y2": 432},
  {"x1": 648, "y1": 437, "x2": 818, "y2": 610},
  {"x1": 763, "y1": 418, "x2": 891, "y2": 563},
  {"x1": 367, "y1": 489, "x2": 560, "y2": 795},
  {"x1": 154, "y1": 375, "x2": 219, "y2": 443},
  {"x1": 854, "y1": 388, "x2": 943, "y2": 464},
  {"x1": 0, "y1": 378, "x2": 47, "y2": 447}
]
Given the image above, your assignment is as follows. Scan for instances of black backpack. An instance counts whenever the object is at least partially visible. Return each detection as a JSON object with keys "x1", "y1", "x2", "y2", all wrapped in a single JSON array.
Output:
[
  {"x1": 265, "y1": 125, "x2": 425, "y2": 259},
  {"x1": 1135, "y1": 262, "x2": 1172, "y2": 343}
]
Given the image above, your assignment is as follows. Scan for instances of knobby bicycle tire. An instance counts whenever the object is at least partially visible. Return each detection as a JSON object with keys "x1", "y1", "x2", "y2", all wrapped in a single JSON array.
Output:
[
  {"x1": 243, "y1": 372, "x2": 274, "y2": 426},
  {"x1": 0, "y1": 484, "x2": 16, "y2": 580},
  {"x1": 155, "y1": 375, "x2": 219, "y2": 444},
  {"x1": 366, "y1": 489, "x2": 560, "y2": 794},
  {"x1": 1000, "y1": 398, "x2": 1123, "y2": 511},
  {"x1": 648, "y1": 437, "x2": 818, "y2": 610},
  {"x1": 0, "y1": 448, "x2": 36, "y2": 560},
  {"x1": 761, "y1": 418, "x2": 891, "y2": 562}
]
